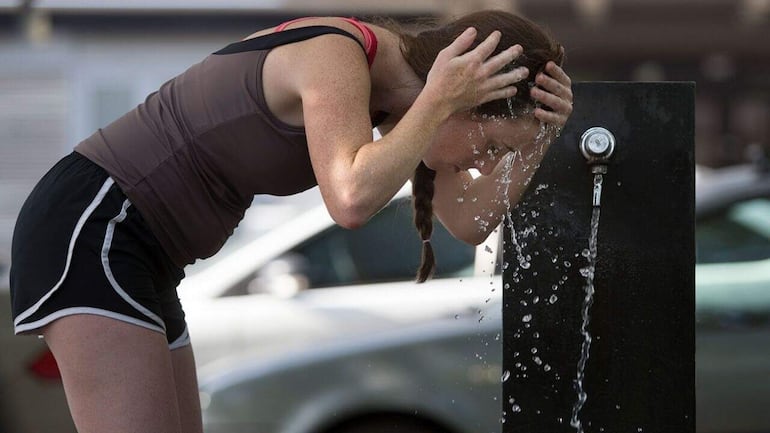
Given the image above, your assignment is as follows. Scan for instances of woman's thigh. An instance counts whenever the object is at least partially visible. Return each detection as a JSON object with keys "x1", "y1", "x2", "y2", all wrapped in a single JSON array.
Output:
[
  {"x1": 171, "y1": 344, "x2": 203, "y2": 433},
  {"x1": 44, "y1": 314, "x2": 183, "y2": 433}
]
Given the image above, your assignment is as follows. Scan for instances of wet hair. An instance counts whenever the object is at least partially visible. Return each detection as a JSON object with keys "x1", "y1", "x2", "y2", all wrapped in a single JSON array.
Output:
[{"x1": 391, "y1": 10, "x2": 564, "y2": 282}]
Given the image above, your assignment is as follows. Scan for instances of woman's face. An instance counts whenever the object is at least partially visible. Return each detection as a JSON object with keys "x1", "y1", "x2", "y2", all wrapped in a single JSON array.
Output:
[{"x1": 424, "y1": 111, "x2": 541, "y2": 175}]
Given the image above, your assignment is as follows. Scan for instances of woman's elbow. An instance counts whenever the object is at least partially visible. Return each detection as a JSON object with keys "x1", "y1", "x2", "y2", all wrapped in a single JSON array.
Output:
[
  {"x1": 449, "y1": 226, "x2": 488, "y2": 246},
  {"x1": 331, "y1": 212, "x2": 366, "y2": 230},
  {"x1": 326, "y1": 193, "x2": 371, "y2": 230}
]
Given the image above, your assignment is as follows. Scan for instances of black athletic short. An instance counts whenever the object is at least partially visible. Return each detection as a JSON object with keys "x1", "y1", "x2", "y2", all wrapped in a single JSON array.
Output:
[{"x1": 10, "y1": 152, "x2": 190, "y2": 349}]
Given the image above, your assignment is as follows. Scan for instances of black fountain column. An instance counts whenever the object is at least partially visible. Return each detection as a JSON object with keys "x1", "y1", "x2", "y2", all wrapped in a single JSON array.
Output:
[{"x1": 502, "y1": 82, "x2": 695, "y2": 433}]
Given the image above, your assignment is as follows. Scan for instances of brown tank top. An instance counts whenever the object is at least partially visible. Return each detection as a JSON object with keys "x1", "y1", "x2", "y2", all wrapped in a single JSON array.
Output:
[{"x1": 75, "y1": 25, "x2": 380, "y2": 266}]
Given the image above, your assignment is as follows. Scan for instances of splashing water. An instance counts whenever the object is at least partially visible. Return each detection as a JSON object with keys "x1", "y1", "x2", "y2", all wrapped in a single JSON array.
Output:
[
  {"x1": 495, "y1": 151, "x2": 530, "y2": 270},
  {"x1": 570, "y1": 182, "x2": 602, "y2": 433}
]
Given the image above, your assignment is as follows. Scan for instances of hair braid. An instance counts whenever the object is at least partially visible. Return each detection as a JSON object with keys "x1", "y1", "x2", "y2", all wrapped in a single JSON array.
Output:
[{"x1": 412, "y1": 161, "x2": 437, "y2": 283}]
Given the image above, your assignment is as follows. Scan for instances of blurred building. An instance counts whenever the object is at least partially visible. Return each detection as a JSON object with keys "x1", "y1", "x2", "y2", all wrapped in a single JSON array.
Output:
[{"x1": 0, "y1": 0, "x2": 768, "y2": 265}]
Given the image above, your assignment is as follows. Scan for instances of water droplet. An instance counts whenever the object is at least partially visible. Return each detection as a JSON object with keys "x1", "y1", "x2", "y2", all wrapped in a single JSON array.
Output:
[
  {"x1": 544, "y1": 364, "x2": 552, "y2": 372},
  {"x1": 531, "y1": 347, "x2": 538, "y2": 354},
  {"x1": 533, "y1": 356, "x2": 543, "y2": 365},
  {"x1": 522, "y1": 314, "x2": 532, "y2": 322},
  {"x1": 501, "y1": 370, "x2": 511, "y2": 382},
  {"x1": 456, "y1": 197, "x2": 464, "y2": 203},
  {"x1": 563, "y1": 261, "x2": 572, "y2": 268},
  {"x1": 511, "y1": 404, "x2": 522, "y2": 413},
  {"x1": 549, "y1": 294, "x2": 558, "y2": 304},
  {"x1": 454, "y1": 314, "x2": 460, "y2": 319},
  {"x1": 533, "y1": 296, "x2": 540, "y2": 304},
  {"x1": 484, "y1": 245, "x2": 493, "y2": 253}
]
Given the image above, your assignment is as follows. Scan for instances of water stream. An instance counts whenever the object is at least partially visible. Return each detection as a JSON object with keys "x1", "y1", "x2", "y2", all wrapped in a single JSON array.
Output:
[{"x1": 570, "y1": 172, "x2": 604, "y2": 432}]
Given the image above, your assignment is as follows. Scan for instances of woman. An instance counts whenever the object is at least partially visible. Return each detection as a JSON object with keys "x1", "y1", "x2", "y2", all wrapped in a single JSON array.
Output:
[{"x1": 10, "y1": 10, "x2": 572, "y2": 433}]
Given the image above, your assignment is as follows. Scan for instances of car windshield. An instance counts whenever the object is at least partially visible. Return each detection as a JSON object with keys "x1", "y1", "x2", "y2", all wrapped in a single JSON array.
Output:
[{"x1": 287, "y1": 197, "x2": 476, "y2": 287}]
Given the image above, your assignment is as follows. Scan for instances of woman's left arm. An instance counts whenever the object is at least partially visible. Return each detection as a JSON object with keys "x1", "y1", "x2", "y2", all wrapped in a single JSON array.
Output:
[{"x1": 433, "y1": 61, "x2": 573, "y2": 245}]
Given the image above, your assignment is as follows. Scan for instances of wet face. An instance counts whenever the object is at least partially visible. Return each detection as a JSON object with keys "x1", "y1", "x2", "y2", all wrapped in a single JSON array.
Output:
[{"x1": 424, "y1": 111, "x2": 541, "y2": 176}]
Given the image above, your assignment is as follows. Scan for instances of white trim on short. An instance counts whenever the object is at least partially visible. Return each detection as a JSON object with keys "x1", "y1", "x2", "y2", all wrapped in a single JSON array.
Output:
[
  {"x1": 169, "y1": 326, "x2": 191, "y2": 350},
  {"x1": 13, "y1": 178, "x2": 116, "y2": 327},
  {"x1": 14, "y1": 307, "x2": 166, "y2": 336},
  {"x1": 101, "y1": 198, "x2": 166, "y2": 330}
]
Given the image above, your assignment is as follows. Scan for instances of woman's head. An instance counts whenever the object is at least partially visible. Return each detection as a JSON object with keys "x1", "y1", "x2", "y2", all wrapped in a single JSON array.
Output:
[
  {"x1": 400, "y1": 10, "x2": 564, "y2": 118},
  {"x1": 401, "y1": 10, "x2": 564, "y2": 283}
]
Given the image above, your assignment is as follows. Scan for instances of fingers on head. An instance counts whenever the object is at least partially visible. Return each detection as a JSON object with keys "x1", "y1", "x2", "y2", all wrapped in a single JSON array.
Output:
[{"x1": 470, "y1": 30, "x2": 502, "y2": 60}]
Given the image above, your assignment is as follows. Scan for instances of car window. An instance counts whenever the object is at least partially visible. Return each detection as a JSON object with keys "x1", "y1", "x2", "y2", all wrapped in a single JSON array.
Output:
[
  {"x1": 290, "y1": 198, "x2": 475, "y2": 288},
  {"x1": 697, "y1": 198, "x2": 770, "y2": 264}
]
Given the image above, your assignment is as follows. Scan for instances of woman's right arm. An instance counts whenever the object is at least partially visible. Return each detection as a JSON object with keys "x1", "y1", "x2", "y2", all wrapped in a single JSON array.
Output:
[{"x1": 298, "y1": 28, "x2": 522, "y2": 228}]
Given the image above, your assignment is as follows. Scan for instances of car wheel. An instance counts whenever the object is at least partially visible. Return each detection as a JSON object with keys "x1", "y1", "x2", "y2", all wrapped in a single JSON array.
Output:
[{"x1": 328, "y1": 414, "x2": 450, "y2": 433}]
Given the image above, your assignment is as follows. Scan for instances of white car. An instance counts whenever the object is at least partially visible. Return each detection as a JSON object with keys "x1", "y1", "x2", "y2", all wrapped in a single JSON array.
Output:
[{"x1": 180, "y1": 184, "x2": 499, "y2": 369}]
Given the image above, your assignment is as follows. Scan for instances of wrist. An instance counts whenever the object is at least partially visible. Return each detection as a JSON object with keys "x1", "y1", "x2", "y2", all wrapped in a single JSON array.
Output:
[{"x1": 413, "y1": 88, "x2": 454, "y2": 126}]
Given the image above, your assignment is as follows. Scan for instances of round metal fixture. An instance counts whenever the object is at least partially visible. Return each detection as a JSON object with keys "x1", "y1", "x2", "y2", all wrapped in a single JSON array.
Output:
[{"x1": 580, "y1": 127, "x2": 616, "y2": 162}]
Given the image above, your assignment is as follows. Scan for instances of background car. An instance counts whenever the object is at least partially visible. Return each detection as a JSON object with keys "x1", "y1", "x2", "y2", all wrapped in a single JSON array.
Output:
[
  {"x1": 693, "y1": 162, "x2": 770, "y2": 433},
  {"x1": 194, "y1": 162, "x2": 770, "y2": 433}
]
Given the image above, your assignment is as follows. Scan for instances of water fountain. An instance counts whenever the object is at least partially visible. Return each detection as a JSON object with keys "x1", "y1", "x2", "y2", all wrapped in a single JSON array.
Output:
[{"x1": 501, "y1": 82, "x2": 695, "y2": 433}]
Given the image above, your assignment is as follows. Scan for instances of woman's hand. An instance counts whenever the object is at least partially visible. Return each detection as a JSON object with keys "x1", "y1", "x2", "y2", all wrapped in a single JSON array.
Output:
[
  {"x1": 422, "y1": 27, "x2": 530, "y2": 116},
  {"x1": 531, "y1": 61, "x2": 573, "y2": 129}
]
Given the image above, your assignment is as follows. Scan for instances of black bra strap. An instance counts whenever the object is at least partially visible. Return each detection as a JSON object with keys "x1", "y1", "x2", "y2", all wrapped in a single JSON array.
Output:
[{"x1": 213, "y1": 25, "x2": 366, "y2": 55}]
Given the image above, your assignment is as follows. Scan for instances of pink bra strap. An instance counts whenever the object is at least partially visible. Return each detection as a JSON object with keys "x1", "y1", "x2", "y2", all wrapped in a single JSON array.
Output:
[
  {"x1": 274, "y1": 17, "x2": 378, "y2": 67},
  {"x1": 274, "y1": 17, "x2": 314, "y2": 32}
]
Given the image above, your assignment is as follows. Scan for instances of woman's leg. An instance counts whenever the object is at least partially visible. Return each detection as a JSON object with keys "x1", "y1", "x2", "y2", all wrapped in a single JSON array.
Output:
[
  {"x1": 43, "y1": 314, "x2": 183, "y2": 433},
  {"x1": 171, "y1": 344, "x2": 204, "y2": 433}
]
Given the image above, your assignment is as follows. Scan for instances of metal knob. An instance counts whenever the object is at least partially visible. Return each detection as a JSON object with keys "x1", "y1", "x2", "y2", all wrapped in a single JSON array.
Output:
[{"x1": 580, "y1": 127, "x2": 616, "y2": 163}]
